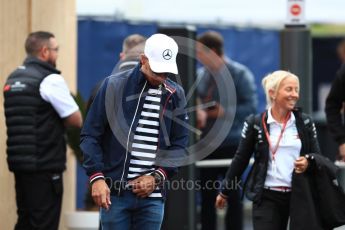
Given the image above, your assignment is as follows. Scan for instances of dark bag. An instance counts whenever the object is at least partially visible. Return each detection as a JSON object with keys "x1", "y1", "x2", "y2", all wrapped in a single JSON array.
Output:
[{"x1": 312, "y1": 154, "x2": 345, "y2": 229}]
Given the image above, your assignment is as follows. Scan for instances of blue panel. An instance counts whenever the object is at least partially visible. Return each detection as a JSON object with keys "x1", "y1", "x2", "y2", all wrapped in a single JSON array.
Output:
[
  {"x1": 77, "y1": 20, "x2": 157, "y2": 101},
  {"x1": 76, "y1": 162, "x2": 89, "y2": 209}
]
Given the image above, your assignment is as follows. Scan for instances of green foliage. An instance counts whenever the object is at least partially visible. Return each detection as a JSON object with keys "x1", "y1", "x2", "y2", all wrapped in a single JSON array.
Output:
[
  {"x1": 311, "y1": 24, "x2": 345, "y2": 37},
  {"x1": 66, "y1": 92, "x2": 98, "y2": 210}
]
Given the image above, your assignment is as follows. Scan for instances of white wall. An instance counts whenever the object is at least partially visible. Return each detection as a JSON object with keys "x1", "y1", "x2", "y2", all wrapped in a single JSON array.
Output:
[{"x1": 77, "y1": 0, "x2": 345, "y2": 25}]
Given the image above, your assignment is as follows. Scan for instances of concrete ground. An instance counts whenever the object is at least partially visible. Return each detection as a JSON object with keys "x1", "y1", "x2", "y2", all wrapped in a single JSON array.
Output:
[
  {"x1": 215, "y1": 201, "x2": 253, "y2": 230},
  {"x1": 199, "y1": 201, "x2": 345, "y2": 230}
]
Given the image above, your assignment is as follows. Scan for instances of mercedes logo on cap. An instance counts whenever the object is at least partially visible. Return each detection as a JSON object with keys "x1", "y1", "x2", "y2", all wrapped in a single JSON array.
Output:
[{"x1": 162, "y1": 49, "x2": 172, "y2": 60}]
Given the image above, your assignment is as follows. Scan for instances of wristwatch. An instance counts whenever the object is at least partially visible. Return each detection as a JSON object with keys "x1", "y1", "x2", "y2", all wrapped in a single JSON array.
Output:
[{"x1": 150, "y1": 171, "x2": 163, "y2": 186}]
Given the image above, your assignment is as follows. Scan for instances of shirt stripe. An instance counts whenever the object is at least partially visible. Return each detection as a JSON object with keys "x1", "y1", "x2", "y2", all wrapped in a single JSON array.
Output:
[
  {"x1": 136, "y1": 127, "x2": 159, "y2": 134},
  {"x1": 130, "y1": 159, "x2": 154, "y2": 166},
  {"x1": 148, "y1": 89, "x2": 162, "y2": 95},
  {"x1": 141, "y1": 111, "x2": 160, "y2": 118},
  {"x1": 138, "y1": 119, "x2": 159, "y2": 126},
  {"x1": 145, "y1": 96, "x2": 161, "y2": 102},
  {"x1": 134, "y1": 135, "x2": 158, "y2": 142},
  {"x1": 128, "y1": 167, "x2": 154, "y2": 173},
  {"x1": 131, "y1": 151, "x2": 156, "y2": 158},
  {"x1": 143, "y1": 104, "x2": 160, "y2": 110},
  {"x1": 132, "y1": 143, "x2": 157, "y2": 150}
]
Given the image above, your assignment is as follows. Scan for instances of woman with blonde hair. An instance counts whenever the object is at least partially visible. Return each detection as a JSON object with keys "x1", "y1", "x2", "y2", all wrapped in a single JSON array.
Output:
[{"x1": 215, "y1": 70, "x2": 321, "y2": 229}]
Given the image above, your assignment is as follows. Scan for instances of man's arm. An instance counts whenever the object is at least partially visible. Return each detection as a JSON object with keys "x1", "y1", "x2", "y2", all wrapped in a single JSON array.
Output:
[
  {"x1": 80, "y1": 79, "x2": 109, "y2": 181},
  {"x1": 80, "y1": 79, "x2": 111, "y2": 208},
  {"x1": 221, "y1": 68, "x2": 256, "y2": 119},
  {"x1": 325, "y1": 68, "x2": 345, "y2": 147},
  {"x1": 40, "y1": 74, "x2": 82, "y2": 127},
  {"x1": 202, "y1": 67, "x2": 257, "y2": 120},
  {"x1": 234, "y1": 69, "x2": 257, "y2": 116},
  {"x1": 64, "y1": 110, "x2": 82, "y2": 128}
]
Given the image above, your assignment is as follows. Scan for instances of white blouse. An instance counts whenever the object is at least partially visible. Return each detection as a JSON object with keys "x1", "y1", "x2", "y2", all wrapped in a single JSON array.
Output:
[{"x1": 264, "y1": 108, "x2": 302, "y2": 188}]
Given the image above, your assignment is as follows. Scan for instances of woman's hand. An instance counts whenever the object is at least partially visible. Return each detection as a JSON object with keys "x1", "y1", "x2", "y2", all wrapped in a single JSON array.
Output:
[
  {"x1": 294, "y1": 156, "x2": 309, "y2": 173},
  {"x1": 215, "y1": 193, "x2": 228, "y2": 209}
]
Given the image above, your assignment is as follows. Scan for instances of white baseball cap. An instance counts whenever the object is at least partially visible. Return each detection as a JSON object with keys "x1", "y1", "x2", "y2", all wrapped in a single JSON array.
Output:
[{"x1": 144, "y1": 33, "x2": 178, "y2": 75}]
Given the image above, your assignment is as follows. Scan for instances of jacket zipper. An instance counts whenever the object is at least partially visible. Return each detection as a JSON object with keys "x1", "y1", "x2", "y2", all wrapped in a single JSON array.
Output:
[
  {"x1": 154, "y1": 85, "x2": 174, "y2": 199},
  {"x1": 118, "y1": 81, "x2": 147, "y2": 196},
  {"x1": 156, "y1": 85, "x2": 175, "y2": 160}
]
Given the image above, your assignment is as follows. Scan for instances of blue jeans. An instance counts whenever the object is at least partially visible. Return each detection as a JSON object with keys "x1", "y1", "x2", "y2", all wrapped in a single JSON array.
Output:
[{"x1": 100, "y1": 191, "x2": 164, "y2": 230}]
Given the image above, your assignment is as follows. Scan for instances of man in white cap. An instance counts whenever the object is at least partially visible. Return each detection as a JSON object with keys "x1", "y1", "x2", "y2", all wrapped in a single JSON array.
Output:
[{"x1": 81, "y1": 33, "x2": 188, "y2": 229}]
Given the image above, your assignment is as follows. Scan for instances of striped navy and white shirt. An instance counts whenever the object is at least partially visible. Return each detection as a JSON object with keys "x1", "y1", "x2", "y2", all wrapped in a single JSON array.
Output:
[{"x1": 127, "y1": 85, "x2": 163, "y2": 198}]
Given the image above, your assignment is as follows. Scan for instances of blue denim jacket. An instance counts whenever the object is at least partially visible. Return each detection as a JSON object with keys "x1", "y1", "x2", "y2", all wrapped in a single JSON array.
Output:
[
  {"x1": 197, "y1": 58, "x2": 257, "y2": 148},
  {"x1": 80, "y1": 64, "x2": 188, "y2": 195}
]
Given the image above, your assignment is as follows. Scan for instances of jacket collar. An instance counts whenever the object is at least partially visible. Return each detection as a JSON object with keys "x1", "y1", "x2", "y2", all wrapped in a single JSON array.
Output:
[
  {"x1": 119, "y1": 60, "x2": 139, "y2": 71},
  {"x1": 267, "y1": 107, "x2": 296, "y2": 125},
  {"x1": 132, "y1": 63, "x2": 177, "y2": 94},
  {"x1": 131, "y1": 64, "x2": 146, "y2": 86},
  {"x1": 163, "y1": 79, "x2": 176, "y2": 94},
  {"x1": 24, "y1": 56, "x2": 61, "y2": 74}
]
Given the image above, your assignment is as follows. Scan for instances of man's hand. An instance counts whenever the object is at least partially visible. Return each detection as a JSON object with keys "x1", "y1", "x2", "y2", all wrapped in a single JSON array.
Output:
[
  {"x1": 91, "y1": 180, "x2": 111, "y2": 210},
  {"x1": 128, "y1": 175, "x2": 156, "y2": 198},
  {"x1": 339, "y1": 143, "x2": 345, "y2": 161},
  {"x1": 206, "y1": 103, "x2": 225, "y2": 119},
  {"x1": 294, "y1": 156, "x2": 309, "y2": 174},
  {"x1": 215, "y1": 194, "x2": 228, "y2": 209},
  {"x1": 196, "y1": 108, "x2": 207, "y2": 129}
]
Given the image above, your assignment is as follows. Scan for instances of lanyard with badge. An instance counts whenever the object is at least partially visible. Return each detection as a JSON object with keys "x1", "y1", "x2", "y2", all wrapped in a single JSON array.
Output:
[{"x1": 262, "y1": 111, "x2": 291, "y2": 176}]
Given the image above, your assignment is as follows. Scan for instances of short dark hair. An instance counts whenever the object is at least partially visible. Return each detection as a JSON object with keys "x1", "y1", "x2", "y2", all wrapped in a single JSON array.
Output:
[
  {"x1": 122, "y1": 34, "x2": 146, "y2": 58},
  {"x1": 197, "y1": 30, "x2": 224, "y2": 56},
  {"x1": 25, "y1": 31, "x2": 55, "y2": 55}
]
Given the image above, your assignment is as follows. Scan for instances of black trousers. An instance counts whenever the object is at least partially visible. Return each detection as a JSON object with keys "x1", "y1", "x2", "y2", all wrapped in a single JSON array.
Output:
[
  {"x1": 200, "y1": 146, "x2": 243, "y2": 230},
  {"x1": 14, "y1": 172, "x2": 63, "y2": 230},
  {"x1": 252, "y1": 189, "x2": 291, "y2": 230}
]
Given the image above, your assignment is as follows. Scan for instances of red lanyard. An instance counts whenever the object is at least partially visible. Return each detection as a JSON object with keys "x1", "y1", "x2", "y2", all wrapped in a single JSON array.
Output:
[{"x1": 262, "y1": 111, "x2": 291, "y2": 161}]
